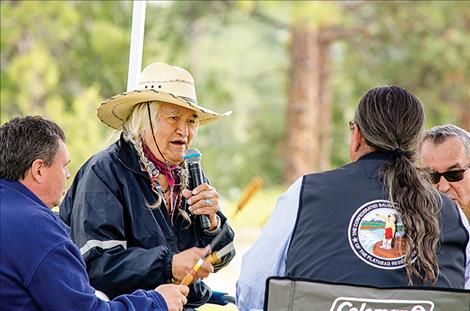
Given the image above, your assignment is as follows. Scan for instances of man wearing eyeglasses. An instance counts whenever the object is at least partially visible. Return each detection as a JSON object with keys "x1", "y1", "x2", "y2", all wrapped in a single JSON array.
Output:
[{"x1": 420, "y1": 124, "x2": 470, "y2": 222}]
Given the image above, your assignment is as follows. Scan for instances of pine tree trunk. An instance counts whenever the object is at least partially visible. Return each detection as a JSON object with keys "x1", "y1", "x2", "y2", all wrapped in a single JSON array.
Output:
[
  {"x1": 284, "y1": 26, "x2": 333, "y2": 185},
  {"x1": 284, "y1": 26, "x2": 320, "y2": 184}
]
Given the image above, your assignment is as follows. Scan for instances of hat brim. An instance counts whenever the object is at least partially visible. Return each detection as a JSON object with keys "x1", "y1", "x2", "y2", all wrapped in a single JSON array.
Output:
[{"x1": 97, "y1": 89, "x2": 231, "y2": 129}]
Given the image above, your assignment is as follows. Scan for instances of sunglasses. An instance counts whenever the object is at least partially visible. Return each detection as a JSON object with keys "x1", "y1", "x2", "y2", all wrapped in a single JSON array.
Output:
[{"x1": 429, "y1": 164, "x2": 470, "y2": 184}]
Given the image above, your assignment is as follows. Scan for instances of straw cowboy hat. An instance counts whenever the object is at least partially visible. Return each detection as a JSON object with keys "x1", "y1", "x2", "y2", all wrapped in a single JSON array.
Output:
[{"x1": 97, "y1": 62, "x2": 231, "y2": 129}]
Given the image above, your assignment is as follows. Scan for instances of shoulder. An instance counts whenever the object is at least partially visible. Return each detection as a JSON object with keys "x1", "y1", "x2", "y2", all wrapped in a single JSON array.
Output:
[
  {"x1": 439, "y1": 193, "x2": 459, "y2": 213},
  {"x1": 438, "y1": 193, "x2": 470, "y2": 233},
  {"x1": 81, "y1": 142, "x2": 120, "y2": 171},
  {"x1": 269, "y1": 177, "x2": 303, "y2": 224},
  {"x1": 275, "y1": 177, "x2": 303, "y2": 206},
  {"x1": 22, "y1": 204, "x2": 69, "y2": 246},
  {"x1": 439, "y1": 192, "x2": 455, "y2": 206},
  {"x1": 303, "y1": 164, "x2": 352, "y2": 185},
  {"x1": 1, "y1": 183, "x2": 58, "y2": 233},
  {"x1": 60, "y1": 140, "x2": 136, "y2": 217},
  {"x1": 73, "y1": 141, "x2": 125, "y2": 184},
  {"x1": 1, "y1": 195, "x2": 70, "y2": 272},
  {"x1": 439, "y1": 193, "x2": 461, "y2": 216}
]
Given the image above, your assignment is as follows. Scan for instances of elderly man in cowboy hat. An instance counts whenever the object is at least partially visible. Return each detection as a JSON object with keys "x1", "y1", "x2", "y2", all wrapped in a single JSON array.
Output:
[{"x1": 60, "y1": 62, "x2": 235, "y2": 309}]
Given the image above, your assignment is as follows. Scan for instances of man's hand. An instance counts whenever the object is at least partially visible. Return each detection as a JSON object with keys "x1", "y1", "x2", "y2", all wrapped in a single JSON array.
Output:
[
  {"x1": 172, "y1": 247, "x2": 214, "y2": 282},
  {"x1": 155, "y1": 284, "x2": 189, "y2": 311},
  {"x1": 183, "y1": 183, "x2": 220, "y2": 230}
]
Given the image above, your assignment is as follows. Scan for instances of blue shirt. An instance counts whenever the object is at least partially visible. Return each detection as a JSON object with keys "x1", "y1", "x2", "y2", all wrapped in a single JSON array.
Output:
[
  {"x1": 236, "y1": 177, "x2": 470, "y2": 311},
  {"x1": 0, "y1": 178, "x2": 168, "y2": 311}
]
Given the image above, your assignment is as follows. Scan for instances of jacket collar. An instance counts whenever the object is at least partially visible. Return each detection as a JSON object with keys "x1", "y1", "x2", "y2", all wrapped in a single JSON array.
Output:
[
  {"x1": 0, "y1": 178, "x2": 49, "y2": 209},
  {"x1": 356, "y1": 151, "x2": 393, "y2": 179},
  {"x1": 357, "y1": 150, "x2": 393, "y2": 162},
  {"x1": 116, "y1": 135, "x2": 148, "y2": 177},
  {"x1": 1, "y1": 179, "x2": 71, "y2": 234}
]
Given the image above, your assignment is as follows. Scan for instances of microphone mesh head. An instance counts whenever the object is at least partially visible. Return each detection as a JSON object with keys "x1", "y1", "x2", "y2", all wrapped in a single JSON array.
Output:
[{"x1": 184, "y1": 148, "x2": 202, "y2": 164}]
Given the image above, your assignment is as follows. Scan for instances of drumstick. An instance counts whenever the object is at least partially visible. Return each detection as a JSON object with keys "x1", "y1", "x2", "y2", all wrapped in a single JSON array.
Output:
[{"x1": 179, "y1": 242, "x2": 234, "y2": 286}]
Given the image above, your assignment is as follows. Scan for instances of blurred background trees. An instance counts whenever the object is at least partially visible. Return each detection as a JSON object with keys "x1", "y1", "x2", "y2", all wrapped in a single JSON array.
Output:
[{"x1": 1, "y1": 0, "x2": 469, "y2": 196}]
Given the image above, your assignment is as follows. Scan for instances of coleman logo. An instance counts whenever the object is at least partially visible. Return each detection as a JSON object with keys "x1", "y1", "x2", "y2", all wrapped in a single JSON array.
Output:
[
  {"x1": 330, "y1": 297, "x2": 434, "y2": 311},
  {"x1": 348, "y1": 200, "x2": 416, "y2": 269}
]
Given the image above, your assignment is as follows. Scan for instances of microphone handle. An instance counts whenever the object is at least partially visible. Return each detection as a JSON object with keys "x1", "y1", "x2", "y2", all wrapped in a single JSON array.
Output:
[
  {"x1": 199, "y1": 213, "x2": 212, "y2": 230},
  {"x1": 188, "y1": 163, "x2": 211, "y2": 230}
]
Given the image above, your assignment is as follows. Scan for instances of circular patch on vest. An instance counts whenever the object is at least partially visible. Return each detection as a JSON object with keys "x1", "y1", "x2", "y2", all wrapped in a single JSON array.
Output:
[{"x1": 348, "y1": 199, "x2": 413, "y2": 269}]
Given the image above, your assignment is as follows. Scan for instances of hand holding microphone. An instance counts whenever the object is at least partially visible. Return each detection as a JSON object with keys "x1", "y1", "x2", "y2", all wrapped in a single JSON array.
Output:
[{"x1": 183, "y1": 148, "x2": 220, "y2": 231}]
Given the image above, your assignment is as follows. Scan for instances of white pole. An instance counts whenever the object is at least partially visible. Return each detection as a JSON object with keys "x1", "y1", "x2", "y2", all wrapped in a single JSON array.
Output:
[{"x1": 127, "y1": 0, "x2": 147, "y2": 92}]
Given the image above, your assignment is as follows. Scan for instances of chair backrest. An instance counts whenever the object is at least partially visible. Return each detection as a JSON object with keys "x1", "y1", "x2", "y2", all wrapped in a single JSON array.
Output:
[{"x1": 264, "y1": 277, "x2": 470, "y2": 311}]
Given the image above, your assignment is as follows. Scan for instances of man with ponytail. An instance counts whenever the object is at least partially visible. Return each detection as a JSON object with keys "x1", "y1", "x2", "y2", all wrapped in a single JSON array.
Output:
[
  {"x1": 60, "y1": 62, "x2": 235, "y2": 309},
  {"x1": 237, "y1": 86, "x2": 470, "y2": 311}
]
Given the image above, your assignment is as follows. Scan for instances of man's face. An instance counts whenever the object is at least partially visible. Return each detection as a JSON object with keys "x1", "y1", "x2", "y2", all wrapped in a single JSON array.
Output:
[
  {"x1": 420, "y1": 136, "x2": 470, "y2": 210},
  {"x1": 144, "y1": 103, "x2": 199, "y2": 165},
  {"x1": 42, "y1": 140, "x2": 71, "y2": 208}
]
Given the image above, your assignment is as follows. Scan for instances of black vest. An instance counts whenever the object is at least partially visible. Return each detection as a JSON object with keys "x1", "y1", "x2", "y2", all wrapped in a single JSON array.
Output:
[{"x1": 285, "y1": 152, "x2": 468, "y2": 288}]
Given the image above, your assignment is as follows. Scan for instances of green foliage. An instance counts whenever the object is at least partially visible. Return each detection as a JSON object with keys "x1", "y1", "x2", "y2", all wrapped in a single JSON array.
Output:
[
  {"x1": 1, "y1": 0, "x2": 468, "y2": 196},
  {"x1": 238, "y1": 1, "x2": 342, "y2": 29},
  {"x1": 329, "y1": 2, "x2": 470, "y2": 165},
  {"x1": 290, "y1": 1, "x2": 342, "y2": 28},
  {"x1": 336, "y1": 1, "x2": 470, "y2": 127},
  {"x1": 193, "y1": 17, "x2": 288, "y2": 190},
  {"x1": 142, "y1": 2, "x2": 289, "y2": 192},
  {"x1": 1, "y1": 1, "x2": 131, "y2": 176}
]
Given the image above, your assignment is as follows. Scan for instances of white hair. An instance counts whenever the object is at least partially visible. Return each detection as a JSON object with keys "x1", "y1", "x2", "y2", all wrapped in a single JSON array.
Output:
[
  {"x1": 119, "y1": 101, "x2": 192, "y2": 224},
  {"x1": 424, "y1": 124, "x2": 470, "y2": 158}
]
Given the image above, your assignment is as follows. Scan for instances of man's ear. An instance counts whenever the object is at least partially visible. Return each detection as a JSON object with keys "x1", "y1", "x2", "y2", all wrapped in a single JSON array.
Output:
[
  {"x1": 351, "y1": 126, "x2": 363, "y2": 152},
  {"x1": 29, "y1": 159, "x2": 45, "y2": 183}
]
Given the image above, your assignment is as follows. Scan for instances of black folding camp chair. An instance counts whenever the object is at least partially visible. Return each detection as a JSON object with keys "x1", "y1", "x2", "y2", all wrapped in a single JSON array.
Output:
[{"x1": 264, "y1": 276, "x2": 470, "y2": 311}]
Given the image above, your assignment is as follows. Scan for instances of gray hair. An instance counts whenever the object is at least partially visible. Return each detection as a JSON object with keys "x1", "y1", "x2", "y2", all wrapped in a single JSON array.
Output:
[
  {"x1": 354, "y1": 86, "x2": 441, "y2": 285},
  {"x1": 424, "y1": 124, "x2": 470, "y2": 158}
]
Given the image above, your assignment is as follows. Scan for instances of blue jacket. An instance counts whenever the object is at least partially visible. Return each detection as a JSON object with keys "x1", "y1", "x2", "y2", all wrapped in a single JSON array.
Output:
[
  {"x1": 60, "y1": 137, "x2": 235, "y2": 305},
  {"x1": 0, "y1": 178, "x2": 168, "y2": 311}
]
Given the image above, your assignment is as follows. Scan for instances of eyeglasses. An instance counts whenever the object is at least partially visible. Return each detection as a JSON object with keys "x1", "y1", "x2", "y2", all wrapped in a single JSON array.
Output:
[{"x1": 429, "y1": 164, "x2": 470, "y2": 184}]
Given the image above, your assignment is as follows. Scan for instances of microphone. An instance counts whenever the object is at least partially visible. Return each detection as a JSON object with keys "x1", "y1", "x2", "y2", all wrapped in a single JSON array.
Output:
[{"x1": 184, "y1": 148, "x2": 211, "y2": 230}]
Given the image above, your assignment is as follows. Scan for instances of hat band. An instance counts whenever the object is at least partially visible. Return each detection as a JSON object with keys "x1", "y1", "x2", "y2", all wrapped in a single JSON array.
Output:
[{"x1": 179, "y1": 96, "x2": 198, "y2": 106}]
